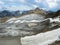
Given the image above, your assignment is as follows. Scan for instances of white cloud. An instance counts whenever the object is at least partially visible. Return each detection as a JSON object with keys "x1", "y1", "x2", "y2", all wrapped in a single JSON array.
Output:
[
  {"x1": 41, "y1": 8, "x2": 48, "y2": 10},
  {"x1": 56, "y1": 0, "x2": 60, "y2": 2},
  {"x1": 32, "y1": 5, "x2": 38, "y2": 8},
  {"x1": 34, "y1": 0, "x2": 59, "y2": 9},
  {"x1": 0, "y1": 6, "x2": 2, "y2": 10},
  {"x1": 6, "y1": 5, "x2": 19, "y2": 11},
  {"x1": 35, "y1": 0, "x2": 41, "y2": 3},
  {"x1": 48, "y1": 2, "x2": 57, "y2": 8},
  {"x1": 0, "y1": 1, "x2": 4, "y2": 5},
  {"x1": 9, "y1": 0, "x2": 26, "y2": 3},
  {"x1": 9, "y1": 0, "x2": 15, "y2": 2},
  {"x1": 5, "y1": 5, "x2": 33, "y2": 11},
  {"x1": 19, "y1": 0, "x2": 26, "y2": 3},
  {"x1": 9, "y1": 0, "x2": 14, "y2": 2},
  {"x1": 46, "y1": 0, "x2": 58, "y2": 8},
  {"x1": 19, "y1": 5, "x2": 32, "y2": 10}
]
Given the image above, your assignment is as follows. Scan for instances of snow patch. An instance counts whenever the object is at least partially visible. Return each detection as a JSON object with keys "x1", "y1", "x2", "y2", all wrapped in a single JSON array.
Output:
[
  {"x1": 21, "y1": 28, "x2": 60, "y2": 45},
  {"x1": 49, "y1": 17, "x2": 60, "y2": 23}
]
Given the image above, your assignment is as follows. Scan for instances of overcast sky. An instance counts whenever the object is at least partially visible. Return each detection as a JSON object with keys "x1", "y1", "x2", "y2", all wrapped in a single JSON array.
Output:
[{"x1": 0, "y1": 0, "x2": 60, "y2": 11}]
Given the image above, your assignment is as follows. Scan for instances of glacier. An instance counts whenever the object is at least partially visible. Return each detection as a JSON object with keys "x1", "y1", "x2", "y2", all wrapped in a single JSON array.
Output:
[{"x1": 21, "y1": 28, "x2": 60, "y2": 45}]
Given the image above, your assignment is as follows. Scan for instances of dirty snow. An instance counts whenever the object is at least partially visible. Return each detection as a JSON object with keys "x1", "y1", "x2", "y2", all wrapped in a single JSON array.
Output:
[{"x1": 6, "y1": 14, "x2": 44, "y2": 23}]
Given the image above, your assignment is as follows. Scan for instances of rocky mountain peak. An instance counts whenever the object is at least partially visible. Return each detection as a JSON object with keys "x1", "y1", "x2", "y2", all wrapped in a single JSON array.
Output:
[{"x1": 29, "y1": 7, "x2": 46, "y2": 15}]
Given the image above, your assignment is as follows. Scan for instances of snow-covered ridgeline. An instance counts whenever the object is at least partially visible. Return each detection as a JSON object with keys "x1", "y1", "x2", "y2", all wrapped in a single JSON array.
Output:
[
  {"x1": 6, "y1": 14, "x2": 60, "y2": 24},
  {"x1": 5, "y1": 14, "x2": 45, "y2": 23},
  {"x1": 21, "y1": 28, "x2": 60, "y2": 45},
  {"x1": 49, "y1": 17, "x2": 60, "y2": 23}
]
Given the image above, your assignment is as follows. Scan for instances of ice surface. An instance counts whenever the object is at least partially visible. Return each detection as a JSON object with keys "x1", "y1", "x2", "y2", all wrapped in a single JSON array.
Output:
[{"x1": 21, "y1": 28, "x2": 60, "y2": 45}]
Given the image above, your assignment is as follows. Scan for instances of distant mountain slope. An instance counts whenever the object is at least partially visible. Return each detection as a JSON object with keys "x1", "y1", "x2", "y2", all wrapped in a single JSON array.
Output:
[
  {"x1": 46, "y1": 10, "x2": 60, "y2": 18},
  {"x1": 0, "y1": 10, "x2": 20, "y2": 18},
  {"x1": 0, "y1": 8, "x2": 60, "y2": 23},
  {"x1": 0, "y1": 8, "x2": 47, "y2": 23},
  {"x1": 0, "y1": 8, "x2": 46, "y2": 18},
  {"x1": 21, "y1": 7, "x2": 46, "y2": 16}
]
